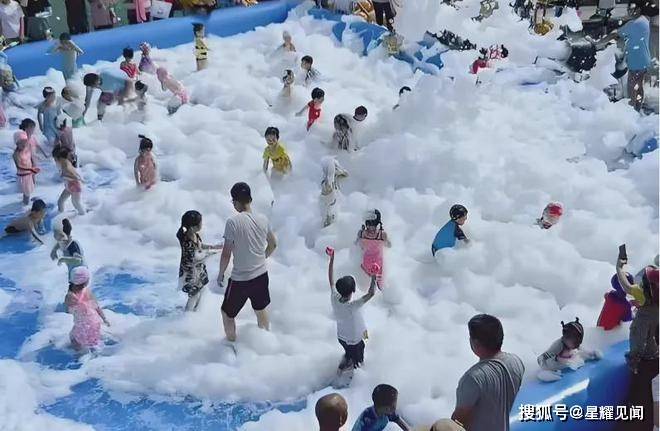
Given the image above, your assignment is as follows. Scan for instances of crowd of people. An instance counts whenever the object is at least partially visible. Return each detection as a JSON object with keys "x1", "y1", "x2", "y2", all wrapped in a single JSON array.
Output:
[{"x1": 0, "y1": 0, "x2": 658, "y2": 430}]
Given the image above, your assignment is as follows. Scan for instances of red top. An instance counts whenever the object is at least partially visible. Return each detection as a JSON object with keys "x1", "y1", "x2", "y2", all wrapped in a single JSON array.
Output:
[
  {"x1": 306, "y1": 101, "x2": 321, "y2": 130},
  {"x1": 470, "y1": 58, "x2": 488, "y2": 74},
  {"x1": 120, "y1": 63, "x2": 139, "y2": 79}
]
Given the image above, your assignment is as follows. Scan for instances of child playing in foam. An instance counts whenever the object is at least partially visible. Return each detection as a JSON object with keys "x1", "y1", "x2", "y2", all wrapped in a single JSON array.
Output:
[
  {"x1": 193, "y1": 23, "x2": 209, "y2": 71},
  {"x1": 51, "y1": 218, "x2": 85, "y2": 276},
  {"x1": 134, "y1": 135, "x2": 158, "y2": 190},
  {"x1": 326, "y1": 246, "x2": 376, "y2": 386},
  {"x1": 296, "y1": 87, "x2": 324, "y2": 131},
  {"x1": 300, "y1": 55, "x2": 321, "y2": 86},
  {"x1": 53, "y1": 114, "x2": 77, "y2": 167},
  {"x1": 37, "y1": 86, "x2": 62, "y2": 147},
  {"x1": 49, "y1": 32, "x2": 84, "y2": 82},
  {"x1": 177, "y1": 210, "x2": 222, "y2": 312},
  {"x1": 536, "y1": 318, "x2": 602, "y2": 382},
  {"x1": 320, "y1": 156, "x2": 348, "y2": 227},
  {"x1": 278, "y1": 31, "x2": 296, "y2": 52},
  {"x1": 332, "y1": 106, "x2": 368, "y2": 151},
  {"x1": 431, "y1": 204, "x2": 469, "y2": 256},
  {"x1": 83, "y1": 70, "x2": 134, "y2": 121},
  {"x1": 65, "y1": 266, "x2": 110, "y2": 352},
  {"x1": 138, "y1": 42, "x2": 156, "y2": 74},
  {"x1": 13, "y1": 120, "x2": 42, "y2": 206},
  {"x1": 61, "y1": 87, "x2": 85, "y2": 128},
  {"x1": 3, "y1": 199, "x2": 46, "y2": 244},
  {"x1": 262, "y1": 126, "x2": 291, "y2": 178},
  {"x1": 120, "y1": 47, "x2": 139, "y2": 79},
  {"x1": 281, "y1": 69, "x2": 294, "y2": 99},
  {"x1": 597, "y1": 273, "x2": 634, "y2": 331},
  {"x1": 356, "y1": 209, "x2": 391, "y2": 289},
  {"x1": 53, "y1": 147, "x2": 85, "y2": 215},
  {"x1": 156, "y1": 67, "x2": 188, "y2": 114},
  {"x1": 352, "y1": 384, "x2": 411, "y2": 431},
  {"x1": 536, "y1": 202, "x2": 563, "y2": 229}
]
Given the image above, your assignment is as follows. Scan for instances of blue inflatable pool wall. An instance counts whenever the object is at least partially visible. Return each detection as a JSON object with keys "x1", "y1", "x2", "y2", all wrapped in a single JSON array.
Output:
[
  {"x1": 6, "y1": 0, "x2": 300, "y2": 79},
  {"x1": 2, "y1": 2, "x2": 633, "y2": 429}
]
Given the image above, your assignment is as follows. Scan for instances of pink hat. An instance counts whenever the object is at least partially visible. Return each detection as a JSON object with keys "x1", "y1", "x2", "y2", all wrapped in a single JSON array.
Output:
[{"x1": 69, "y1": 266, "x2": 90, "y2": 285}]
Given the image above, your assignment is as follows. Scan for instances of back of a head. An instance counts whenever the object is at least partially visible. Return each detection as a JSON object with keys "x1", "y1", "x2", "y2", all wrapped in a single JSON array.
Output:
[
  {"x1": 123, "y1": 47, "x2": 134, "y2": 59},
  {"x1": 468, "y1": 314, "x2": 503, "y2": 352},
  {"x1": 53, "y1": 146, "x2": 70, "y2": 160},
  {"x1": 62, "y1": 218, "x2": 72, "y2": 236},
  {"x1": 177, "y1": 210, "x2": 202, "y2": 243},
  {"x1": 372, "y1": 384, "x2": 398, "y2": 408},
  {"x1": 31, "y1": 199, "x2": 46, "y2": 213},
  {"x1": 335, "y1": 275, "x2": 356, "y2": 298},
  {"x1": 355, "y1": 106, "x2": 368, "y2": 117},
  {"x1": 315, "y1": 393, "x2": 348, "y2": 430},
  {"x1": 19, "y1": 118, "x2": 35, "y2": 131},
  {"x1": 302, "y1": 55, "x2": 313, "y2": 64},
  {"x1": 399, "y1": 86, "x2": 412, "y2": 96},
  {"x1": 139, "y1": 135, "x2": 153, "y2": 151},
  {"x1": 83, "y1": 73, "x2": 99, "y2": 87},
  {"x1": 193, "y1": 22, "x2": 204, "y2": 32},
  {"x1": 230, "y1": 182, "x2": 252, "y2": 205},
  {"x1": 312, "y1": 87, "x2": 325, "y2": 100},
  {"x1": 59, "y1": 32, "x2": 71, "y2": 42},
  {"x1": 135, "y1": 80, "x2": 147, "y2": 92},
  {"x1": 42, "y1": 86, "x2": 55, "y2": 99}
]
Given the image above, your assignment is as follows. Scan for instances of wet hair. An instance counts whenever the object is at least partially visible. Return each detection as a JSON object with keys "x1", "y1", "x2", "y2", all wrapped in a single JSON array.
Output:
[
  {"x1": 62, "y1": 218, "x2": 72, "y2": 236},
  {"x1": 311, "y1": 87, "x2": 325, "y2": 100},
  {"x1": 176, "y1": 210, "x2": 202, "y2": 243},
  {"x1": 231, "y1": 182, "x2": 252, "y2": 205},
  {"x1": 83, "y1": 73, "x2": 100, "y2": 87},
  {"x1": 31, "y1": 199, "x2": 46, "y2": 213},
  {"x1": 501, "y1": 45, "x2": 509, "y2": 58},
  {"x1": 301, "y1": 55, "x2": 313, "y2": 65},
  {"x1": 335, "y1": 275, "x2": 356, "y2": 297},
  {"x1": 468, "y1": 314, "x2": 504, "y2": 352},
  {"x1": 399, "y1": 86, "x2": 412, "y2": 95},
  {"x1": 355, "y1": 106, "x2": 368, "y2": 117},
  {"x1": 139, "y1": 135, "x2": 153, "y2": 151},
  {"x1": 372, "y1": 384, "x2": 398, "y2": 408},
  {"x1": 59, "y1": 32, "x2": 71, "y2": 41},
  {"x1": 68, "y1": 282, "x2": 85, "y2": 293},
  {"x1": 135, "y1": 81, "x2": 147, "y2": 92},
  {"x1": 265, "y1": 126, "x2": 279, "y2": 139},
  {"x1": 42, "y1": 86, "x2": 55, "y2": 99},
  {"x1": 282, "y1": 69, "x2": 294, "y2": 82},
  {"x1": 19, "y1": 118, "x2": 36, "y2": 131},
  {"x1": 61, "y1": 87, "x2": 72, "y2": 97},
  {"x1": 123, "y1": 47, "x2": 134, "y2": 60},
  {"x1": 193, "y1": 23, "x2": 205, "y2": 32}
]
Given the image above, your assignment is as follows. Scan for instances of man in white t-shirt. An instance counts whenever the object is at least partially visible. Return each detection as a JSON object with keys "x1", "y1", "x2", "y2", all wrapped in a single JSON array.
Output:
[
  {"x1": 0, "y1": 0, "x2": 24, "y2": 43},
  {"x1": 218, "y1": 182, "x2": 277, "y2": 342}
]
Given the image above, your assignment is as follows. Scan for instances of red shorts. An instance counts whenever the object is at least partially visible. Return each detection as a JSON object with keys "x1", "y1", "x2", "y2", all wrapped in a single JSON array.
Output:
[{"x1": 221, "y1": 272, "x2": 270, "y2": 318}]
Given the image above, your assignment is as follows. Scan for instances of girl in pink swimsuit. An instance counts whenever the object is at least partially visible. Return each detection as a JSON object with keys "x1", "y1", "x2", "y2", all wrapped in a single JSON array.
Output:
[
  {"x1": 65, "y1": 266, "x2": 110, "y2": 351},
  {"x1": 356, "y1": 209, "x2": 391, "y2": 289},
  {"x1": 53, "y1": 146, "x2": 86, "y2": 215},
  {"x1": 134, "y1": 135, "x2": 158, "y2": 190}
]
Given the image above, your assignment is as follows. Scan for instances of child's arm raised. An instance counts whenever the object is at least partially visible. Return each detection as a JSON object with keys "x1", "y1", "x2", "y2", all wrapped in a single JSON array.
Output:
[
  {"x1": 327, "y1": 247, "x2": 335, "y2": 290},
  {"x1": 615, "y1": 259, "x2": 634, "y2": 295}
]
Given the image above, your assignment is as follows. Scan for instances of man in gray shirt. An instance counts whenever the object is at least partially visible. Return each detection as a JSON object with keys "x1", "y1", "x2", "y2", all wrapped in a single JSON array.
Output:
[
  {"x1": 218, "y1": 182, "x2": 277, "y2": 342},
  {"x1": 452, "y1": 314, "x2": 525, "y2": 431}
]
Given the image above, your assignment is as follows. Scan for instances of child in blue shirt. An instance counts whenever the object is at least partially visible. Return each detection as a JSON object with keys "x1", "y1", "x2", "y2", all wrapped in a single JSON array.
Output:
[
  {"x1": 352, "y1": 384, "x2": 410, "y2": 431},
  {"x1": 431, "y1": 204, "x2": 469, "y2": 256}
]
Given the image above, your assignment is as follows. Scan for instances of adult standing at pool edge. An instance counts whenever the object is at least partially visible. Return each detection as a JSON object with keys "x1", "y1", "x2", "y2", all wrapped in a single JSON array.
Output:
[{"x1": 218, "y1": 182, "x2": 276, "y2": 342}]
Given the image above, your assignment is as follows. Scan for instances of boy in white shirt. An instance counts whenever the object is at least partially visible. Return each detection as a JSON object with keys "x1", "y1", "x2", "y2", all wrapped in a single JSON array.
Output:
[
  {"x1": 326, "y1": 246, "x2": 376, "y2": 375},
  {"x1": 0, "y1": 0, "x2": 24, "y2": 44}
]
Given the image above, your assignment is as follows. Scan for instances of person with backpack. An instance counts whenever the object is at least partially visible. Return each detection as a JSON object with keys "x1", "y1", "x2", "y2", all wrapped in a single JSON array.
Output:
[{"x1": 616, "y1": 256, "x2": 659, "y2": 374}]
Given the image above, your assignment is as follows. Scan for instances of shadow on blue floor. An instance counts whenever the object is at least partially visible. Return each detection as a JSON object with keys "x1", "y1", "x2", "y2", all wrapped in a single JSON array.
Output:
[{"x1": 44, "y1": 379, "x2": 307, "y2": 431}]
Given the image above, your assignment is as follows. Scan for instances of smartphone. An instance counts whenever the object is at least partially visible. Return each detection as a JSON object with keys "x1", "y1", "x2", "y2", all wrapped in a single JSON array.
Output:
[{"x1": 618, "y1": 244, "x2": 627, "y2": 261}]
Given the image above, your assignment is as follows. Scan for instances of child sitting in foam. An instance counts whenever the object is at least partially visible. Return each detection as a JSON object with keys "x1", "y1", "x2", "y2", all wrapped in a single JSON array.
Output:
[{"x1": 537, "y1": 318, "x2": 602, "y2": 382}]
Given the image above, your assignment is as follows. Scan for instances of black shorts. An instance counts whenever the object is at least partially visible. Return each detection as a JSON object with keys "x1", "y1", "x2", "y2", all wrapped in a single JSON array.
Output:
[
  {"x1": 373, "y1": 2, "x2": 395, "y2": 27},
  {"x1": 221, "y1": 272, "x2": 270, "y2": 318},
  {"x1": 339, "y1": 339, "x2": 365, "y2": 367}
]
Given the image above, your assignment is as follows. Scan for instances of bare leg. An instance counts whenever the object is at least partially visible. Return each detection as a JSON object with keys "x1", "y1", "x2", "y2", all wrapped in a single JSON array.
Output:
[
  {"x1": 221, "y1": 309, "x2": 237, "y2": 341},
  {"x1": 185, "y1": 291, "x2": 201, "y2": 311},
  {"x1": 58, "y1": 189, "x2": 71, "y2": 213},
  {"x1": 255, "y1": 308, "x2": 270, "y2": 331},
  {"x1": 71, "y1": 192, "x2": 85, "y2": 215}
]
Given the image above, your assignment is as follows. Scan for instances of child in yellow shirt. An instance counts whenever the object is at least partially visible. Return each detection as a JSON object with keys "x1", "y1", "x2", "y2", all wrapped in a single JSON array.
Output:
[
  {"x1": 262, "y1": 126, "x2": 291, "y2": 177},
  {"x1": 193, "y1": 23, "x2": 209, "y2": 71}
]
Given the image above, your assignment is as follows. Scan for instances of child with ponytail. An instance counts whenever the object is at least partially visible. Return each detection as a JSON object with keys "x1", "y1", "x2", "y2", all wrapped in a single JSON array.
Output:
[
  {"x1": 177, "y1": 210, "x2": 222, "y2": 311},
  {"x1": 356, "y1": 209, "x2": 391, "y2": 289},
  {"x1": 134, "y1": 135, "x2": 158, "y2": 190}
]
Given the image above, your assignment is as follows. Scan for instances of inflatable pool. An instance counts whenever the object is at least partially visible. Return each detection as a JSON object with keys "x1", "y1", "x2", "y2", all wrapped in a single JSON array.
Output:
[{"x1": 0, "y1": 2, "x2": 636, "y2": 429}]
